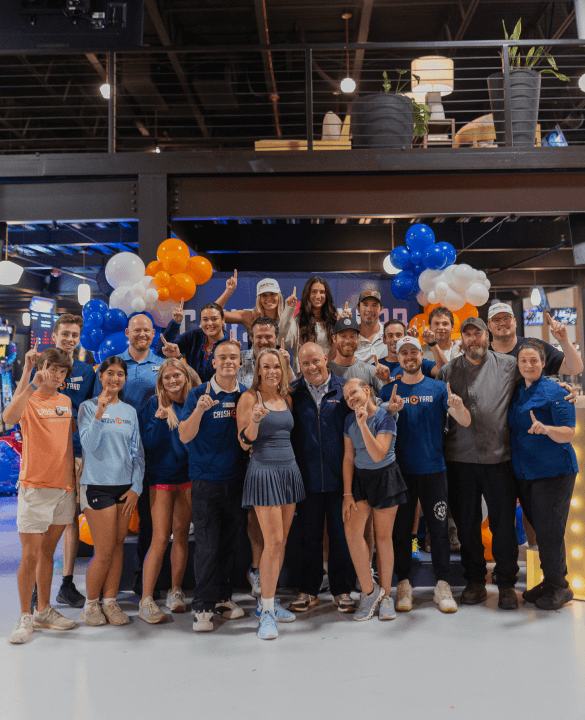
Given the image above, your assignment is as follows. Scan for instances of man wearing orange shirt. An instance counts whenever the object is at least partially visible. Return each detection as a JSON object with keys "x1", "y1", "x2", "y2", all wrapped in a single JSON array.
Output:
[{"x1": 3, "y1": 348, "x2": 77, "y2": 644}]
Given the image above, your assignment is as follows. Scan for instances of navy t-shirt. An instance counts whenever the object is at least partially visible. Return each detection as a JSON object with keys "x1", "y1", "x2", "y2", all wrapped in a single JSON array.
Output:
[
  {"x1": 139, "y1": 397, "x2": 189, "y2": 486},
  {"x1": 182, "y1": 380, "x2": 247, "y2": 483},
  {"x1": 501, "y1": 336, "x2": 564, "y2": 377},
  {"x1": 378, "y1": 357, "x2": 436, "y2": 384},
  {"x1": 389, "y1": 376, "x2": 450, "y2": 474}
]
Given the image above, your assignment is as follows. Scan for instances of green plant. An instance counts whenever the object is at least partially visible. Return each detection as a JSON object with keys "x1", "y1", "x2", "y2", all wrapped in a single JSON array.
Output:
[
  {"x1": 382, "y1": 70, "x2": 431, "y2": 135},
  {"x1": 502, "y1": 19, "x2": 569, "y2": 82}
]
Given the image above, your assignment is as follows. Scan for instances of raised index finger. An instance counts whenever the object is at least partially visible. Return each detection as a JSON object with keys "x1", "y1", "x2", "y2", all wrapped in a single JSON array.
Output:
[
  {"x1": 205, "y1": 382, "x2": 211, "y2": 395},
  {"x1": 234, "y1": 269, "x2": 237, "y2": 280},
  {"x1": 293, "y1": 286, "x2": 296, "y2": 297},
  {"x1": 391, "y1": 383, "x2": 397, "y2": 399},
  {"x1": 256, "y1": 391, "x2": 262, "y2": 405},
  {"x1": 530, "y1": 410, "x2": 536, "y2": 423},
  {"x1": 180, "y1": 298, "x2": 184, "y2": 311},
  {"x1": 545, "y1": 312, "x2": 552, "y2": 325},
  {"x1": 447, "y1": 382, "x2": 452, "y2": 396},
  {"x1": 34, "y1": 338, "x2": 39, "y2": 351},
  {"x1": 161, "y1": 335, "x2": 168, "y2": 346}
]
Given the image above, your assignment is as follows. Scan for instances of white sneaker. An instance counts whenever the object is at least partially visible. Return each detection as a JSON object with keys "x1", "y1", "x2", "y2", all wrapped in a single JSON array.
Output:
[
  {"x1": 139, "y1": 597, "x2": 167, "y2": 624},
  {"x1": 82, "y1": 600, "x2": 107, "y2": 626},
  {"x1": 396, "y1": 579, "x2": 413, "y2": 612},
  {"x1": 10, "y1": 613, "x2": 34, "y2": 644},
  {"x1": 215, "y1": 599, "x2": 244, "y2": 619},
  {"x1": 166, "y1": 587, "x2": 186, "y2": 613},
  {"x1": 434, "y1": 580, "x2": 458, "y2": 613},
  {"x1": 33, "y1": 605, "x2": 75, "y2": 630},
  {"x1": 193, "y1": 610, "x2": 214, "y2": 632}
]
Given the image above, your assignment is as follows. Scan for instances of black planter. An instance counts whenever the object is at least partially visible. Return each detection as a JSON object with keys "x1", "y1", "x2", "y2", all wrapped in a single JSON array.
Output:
[
  {"x1": 488, "y1": 68, "x2": 541, "y2": 147},
  {"x1": 351, "y1": 93, "x2": 415, "y2": 149}
]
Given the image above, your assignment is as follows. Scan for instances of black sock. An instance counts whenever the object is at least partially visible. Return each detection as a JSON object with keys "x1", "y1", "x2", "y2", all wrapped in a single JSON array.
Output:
[
  {"x1": 367, "y1": 587, "x2": 375, "y2": 596},
  {"x1": 62, "y1": 575, "x2": 73, "y2": 587}
]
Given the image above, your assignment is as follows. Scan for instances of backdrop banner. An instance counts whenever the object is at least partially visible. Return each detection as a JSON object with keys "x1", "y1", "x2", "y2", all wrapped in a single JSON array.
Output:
[{"x1": 181, "y1": 272, "x2": 419, "y2": 347}]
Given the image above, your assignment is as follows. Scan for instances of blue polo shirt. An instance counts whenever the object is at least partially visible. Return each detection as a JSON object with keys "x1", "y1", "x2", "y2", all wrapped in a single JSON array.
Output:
[
  {"x1": 182, "y1": 376, "x2": 247, "y2": 484},
  {"x1": 508, "y1": 375, "x2": 578, "y2": 481},
  {"x1": 93, "y1": 348, "x2": 162, "y2": 411},
  {"x1": 344, "y1": 407, "x2": 396, "y2": 469},
  {"x1": 32, "y1": 357, "x2": 95, "y2": 457},
  {"x1": 157, "y1": 320, "x2": 228, "y2": 383},
  {"x1": 389, "y1": 376, "x2": 450, "y2": 474},
  {"x1": 378, "y1": 357, "x2": 436, "y2": 384},
  {"x1": 139, "y1": 397, "x2": 188, "y2": 486}
]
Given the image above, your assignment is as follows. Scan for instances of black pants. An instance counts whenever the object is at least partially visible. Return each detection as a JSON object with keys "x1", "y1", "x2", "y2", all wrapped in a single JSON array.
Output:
[
  {"x1": 136, "y1": 483, "x2": 152, "y2": 574},
  {"x1": 191, "y1": 477, "x2": 245, "y2": 612},
  {"x1": 446, "y1": 460, "x2": 519, "y2": 587},
  {"x1": 393, "y1": 471, "x2": 450, "y2": 583},
  {"x1": 517, "y1": 472, "x2": 575, "y2": 588},
  {"x1": 296, "y1": 490, "x2": 352, "y2": 598}
]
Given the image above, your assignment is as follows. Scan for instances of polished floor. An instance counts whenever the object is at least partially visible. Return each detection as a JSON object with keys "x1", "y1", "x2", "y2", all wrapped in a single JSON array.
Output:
[{"x1": 1, "y1": 495, "x2": 584, "y2": 720}]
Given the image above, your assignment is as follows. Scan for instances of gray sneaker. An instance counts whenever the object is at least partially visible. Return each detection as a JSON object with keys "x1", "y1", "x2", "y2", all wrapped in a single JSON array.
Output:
[
  {"x1": 353, "y1": 583, "x2": 384, "y2": 622},
  {"x1": 10, "y1": 613, "x2": 34, "y2": 644},
  {"x1": 378, "y1": 595, "x2": 396, "y2": 620},
  {"x1": 33, "y1": 605, "x2": 75, "y2": 630}
]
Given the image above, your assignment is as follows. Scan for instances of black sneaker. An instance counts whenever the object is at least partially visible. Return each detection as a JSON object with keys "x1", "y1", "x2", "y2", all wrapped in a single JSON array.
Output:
[
  {"x1": 56, "y1": 582, "x2": 86, "y2": 608},
  {"x1": 522, "y1": 581, "x2": 548, "y2": 604},
  {"x1": 535, "y1": 585, "x2": 574, "y2": 611},
  {"x1": 498, "y1": 585, "x2": 519, "y2": 610},
  {"x1": 460, "y1": 582, "x2": 487, "y2": 605},
  {"x1": 30, "y1": 583, "x2": 38, "y2": 614}
]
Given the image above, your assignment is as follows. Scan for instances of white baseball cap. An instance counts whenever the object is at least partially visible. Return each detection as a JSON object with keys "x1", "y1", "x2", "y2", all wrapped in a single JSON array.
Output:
[
  {"x1": 396, "y1": 337, "x2": 422, "y2": 353},
  {"x1": 256, "y1": 278, "x2": 281, "y2": 295},
  {"x1": 488, "y1": 302, "x2": 514, "y2": 320}
]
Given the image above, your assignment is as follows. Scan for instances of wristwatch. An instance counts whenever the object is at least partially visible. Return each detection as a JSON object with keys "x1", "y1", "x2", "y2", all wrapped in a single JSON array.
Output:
[{"x1": 427, "y1": 340, "x2": 438, "y2": 347}]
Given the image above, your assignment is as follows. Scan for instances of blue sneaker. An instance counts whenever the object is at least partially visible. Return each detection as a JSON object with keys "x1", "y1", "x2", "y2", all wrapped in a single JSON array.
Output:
[
  {"x1": 255, "y1": 598, "x2": 296, "y2": 623},
  {"x1": 247, "y1": 567, "x2": 261, "y2": 598},
  {"x1": 353, "y1": 583, "x2": 385, "y2": 622},
  {"x1": 257, "y1": 610, "x2": 278, "y2": 640}
]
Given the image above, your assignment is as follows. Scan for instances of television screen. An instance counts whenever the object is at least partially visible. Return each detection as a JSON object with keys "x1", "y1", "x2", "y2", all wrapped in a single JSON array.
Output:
[
  {"x1": 30, "y1": 313, "x2": 59, "y2": 352},
  {"x1": 550, "y1": 308, "x2": 577, "y2": 325},
  {"x1": 524, "y1": 308, "x2": 543, "y2": 326},
  {"x1": 29, "y1": 297, "x2": 56, "y2": 314},
  {"x1": 542, "y1": 124, "x2": 568, "y2": 147}
]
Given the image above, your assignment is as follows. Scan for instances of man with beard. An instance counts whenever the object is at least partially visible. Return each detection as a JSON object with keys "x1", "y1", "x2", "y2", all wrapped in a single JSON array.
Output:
[
  {"x1": 421, "y1": 307, "x2": 463, "y2": 363},
  {"x1": 329, "y1": 317, "x2": 387, "y2": 394},
  {"x1": 353, "y1": 290, "x2": 387, "y2": 364}
]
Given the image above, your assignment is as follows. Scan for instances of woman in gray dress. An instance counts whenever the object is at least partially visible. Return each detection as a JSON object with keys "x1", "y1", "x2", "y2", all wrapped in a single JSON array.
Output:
[{"x1": 237, "y1": 348, "x2": 305, "y2": 640}]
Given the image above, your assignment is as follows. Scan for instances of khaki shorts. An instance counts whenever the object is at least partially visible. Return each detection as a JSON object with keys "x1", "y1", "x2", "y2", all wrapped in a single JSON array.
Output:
[{"x1": 17, "y1": 486, "x2": 76, "y2": 534}]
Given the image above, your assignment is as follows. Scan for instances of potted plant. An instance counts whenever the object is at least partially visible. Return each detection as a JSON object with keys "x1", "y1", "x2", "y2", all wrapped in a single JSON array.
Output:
[
  {"x1": 488, "y1": 19, "x2": 569, "y2": 147},
  {"x1": 351, "y1": 70, "x2": 430, "y2": 149}
]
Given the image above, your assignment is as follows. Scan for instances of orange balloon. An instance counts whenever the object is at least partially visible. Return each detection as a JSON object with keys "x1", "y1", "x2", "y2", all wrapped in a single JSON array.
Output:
[
  {"x1": 186, "y1": 256, "x2": 213, "y2": 285},
  {"x1": 454, "y1": 303, "x2": 479, "y2": 323},
  {"x1": 171, "y1": 272, "x2": 196, "y2": 302},
  {"x1": 128, "y1": 507, "x2": 140, "y2": 534},
  {"x1": 145, "y1": 260, "x2": 163, "y2": 277},
  {"x1": 157, "y1": 238, "x2": 190, "y2": 262},
  {"x1": 154, "y1": 270, "x2": 171, "y2": 287},
  {"x1": 157, "y1": 286, "x2": 170, "y2": 301},
  {"x1": 79, "y1": 514, "x2": 93, "y2": 545},
  {"x1": 162, "y1": 251, "x2": 188, "y2": 275},
  {"x1": 425, "y1": 302, "x2": 441, "y2": 315}
]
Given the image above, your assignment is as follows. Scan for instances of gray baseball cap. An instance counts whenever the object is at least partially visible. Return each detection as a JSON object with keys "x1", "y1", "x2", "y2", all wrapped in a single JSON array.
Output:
[{"x1": 461, "y1": 317, "x2": 487, "y2": 332}]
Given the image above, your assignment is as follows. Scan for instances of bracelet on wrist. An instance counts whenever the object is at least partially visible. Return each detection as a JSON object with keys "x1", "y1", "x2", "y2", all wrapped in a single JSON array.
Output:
[
  {"x1": 427, "y1": 340, "x2": 438, "y2": 347},
  {"x1": 252, "y1": 419, "x2": 260, "y2": 424},
  {"x1": 343, "y1": 493, "x2": 353, "y2": 496},
  {"x1": 29, "y1": 382, "x2": 38, "y2": 391}
]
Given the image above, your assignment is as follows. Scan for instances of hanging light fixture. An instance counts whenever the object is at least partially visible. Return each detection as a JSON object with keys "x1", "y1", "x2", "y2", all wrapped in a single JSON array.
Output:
[
  {"x1": 530, "y1": 286, "x2": 542, "y2": 307},
  {"x1": 0, "y1": 232, "x2": 23, "y2": 286},
  {"x1": 340, "y1": 13, "x2": 356, "y2": 94},
  {"x1": 100, "y1": 83, "x2": 110, "y2": 99},
  {"x1": 22, "y1": 312, "x2": 31, "y2": 327},
  {"x1": 78, "y1": 249, "x2": 91, "y2": 306}
]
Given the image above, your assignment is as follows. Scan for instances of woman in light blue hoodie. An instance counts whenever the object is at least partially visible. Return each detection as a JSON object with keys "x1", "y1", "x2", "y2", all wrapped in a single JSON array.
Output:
[{"x1": 78, "y1": 356, "x2": 144, "y2": 627}]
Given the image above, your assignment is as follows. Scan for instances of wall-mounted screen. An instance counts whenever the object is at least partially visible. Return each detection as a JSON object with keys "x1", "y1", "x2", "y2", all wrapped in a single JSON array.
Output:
[
  {"x1": 30, "y1": 313, "x2": 59, "y2": 352},
  {"x1": 550, "y1": 308, "x2": 577, "y2": 325},
  {"x1": 523, "y1": 308, "x2": 543, "y2": 326}
]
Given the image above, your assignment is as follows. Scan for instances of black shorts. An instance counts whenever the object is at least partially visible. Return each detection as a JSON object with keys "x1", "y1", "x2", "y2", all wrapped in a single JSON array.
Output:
[
  {"x1": 352, "y1": 462, "x2": 408, "y2": 510},
  {"x1": 81, "y1": 484, "x2": 132, "y2": 511}
]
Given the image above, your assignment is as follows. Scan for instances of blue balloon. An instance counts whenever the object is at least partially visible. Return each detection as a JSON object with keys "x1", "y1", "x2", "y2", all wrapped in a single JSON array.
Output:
[
  {"x1": 436, "y1": 241, "x2": 457, "y2": 267},
  {"x1": 83, "y1": 299, "x2": 108, "y2": 318},
  {"x1": 405, "y1": 277, "x2": 420, "y2": 300},
  {"x1": 391, "y1": 271, "x2": 417, "y2": 300},
  {"x1": 98, "y1": 331, "x2": 129, "y2": 361},
  {"x1": 410, "y1": 250, "x2": 422, "y2": 264},
  {"x1": 80, "y1": 328, "x2": 99, "y2": 352},
  {"x1": 422, "y1": 244, "x2": 449, "y2": 270},
  {"x1": 151, "y1": 331, "x2": 161, "y2": 350},
  {"x1": 90, "y1": 328, "x2": 105, "y2": 345},
  {"x1": 85, "y1": 312, "x2": 104, "y2": 329},
  {"x1": 103, "y1": 308, "x2": 128, "y2": 333},
  {"x1": 390, "y1": 246, "x2": 412, "y2": 271},
  {"x1": 405, "y1": 223, "x2": 435, "y2": 252},
  {"x1": 412, "y1": 262, "x2": 425, "y2": 275}
]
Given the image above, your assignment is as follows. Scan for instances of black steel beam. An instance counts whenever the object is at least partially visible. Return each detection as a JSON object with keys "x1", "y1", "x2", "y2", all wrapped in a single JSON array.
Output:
[
  {"x1": 8, "y1": 227, "x2": 139, "y2": 246},
  {"x1": 137, "y1": 174, "x2": 170, "y2": 263}
]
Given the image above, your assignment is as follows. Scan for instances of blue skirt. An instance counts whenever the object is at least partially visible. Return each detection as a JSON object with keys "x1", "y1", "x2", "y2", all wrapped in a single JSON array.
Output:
[{"x1": 242, "y1": 458, "x2": 305, "y2": 507}]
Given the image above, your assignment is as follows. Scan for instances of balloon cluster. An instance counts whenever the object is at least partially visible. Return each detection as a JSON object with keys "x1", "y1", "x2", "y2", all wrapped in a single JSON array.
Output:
[
  {"x1": 80, "y1": 299, "x2": 132, "y2": 363},
  {"x1": 389, "y1": 224, "x2": 457, "y2": 301},
  {"x1": 417, "y1": 263, "x2": 491, "y2": 311}
]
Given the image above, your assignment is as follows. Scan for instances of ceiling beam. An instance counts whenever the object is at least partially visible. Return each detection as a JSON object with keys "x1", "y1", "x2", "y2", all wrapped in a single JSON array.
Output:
[{"x1": 252, "y1": 0, "x2": 281, "y2": 136}]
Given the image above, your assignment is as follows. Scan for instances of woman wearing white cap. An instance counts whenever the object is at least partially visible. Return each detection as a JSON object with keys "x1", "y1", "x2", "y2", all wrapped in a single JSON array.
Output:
[{"x1": 215, "y1": 272, "x2": 296, "y2": 342}]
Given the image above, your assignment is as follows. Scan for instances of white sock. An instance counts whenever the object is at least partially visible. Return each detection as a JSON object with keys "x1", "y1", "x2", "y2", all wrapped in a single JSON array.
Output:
[
  {"x1": 261, "y1": 596, "x2": 275, "y2": 613},
  {"x1": 102, "y1": 597, "x2": 116, "y2": 605},
  {"x1": 323, "y1": 561, "x2": 329, "y2": 573},
  {"x1": 84, "y1": 598, "x2": 99, "y2": 610}
]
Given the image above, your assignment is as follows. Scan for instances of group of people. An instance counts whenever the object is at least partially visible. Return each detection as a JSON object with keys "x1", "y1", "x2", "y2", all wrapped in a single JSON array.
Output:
[{"x1": 5, "y1": 273, "x2": 583, "y2": 645}]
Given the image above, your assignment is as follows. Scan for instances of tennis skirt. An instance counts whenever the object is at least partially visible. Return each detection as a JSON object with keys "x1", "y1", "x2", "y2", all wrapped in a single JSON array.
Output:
[{"x1": 242, "y1": 458, "x2": 305, "y2": 507}]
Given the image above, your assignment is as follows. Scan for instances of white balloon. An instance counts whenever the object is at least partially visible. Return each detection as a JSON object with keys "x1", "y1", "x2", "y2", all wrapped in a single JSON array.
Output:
[
  {"x1": 452, "y1": 264, "x2": 476, "y2": 291},
  {"x1": 466, "y1": 282, "x2": 490, "y2": 306},
  {"x1": 105, "y1": 252, "x2": 146, "y2": 290},
  {"x1": 443, "y1": 289, "x2": 466, "y2": 311},
  {"x1": 441, "y1": 265, "x2": 456, "y2": 281},
  {"x1": 109, "y1": 285, "x2": 134, "y2": 316},
  {"x1": 140, "y1": 275, "x2": 157, "y2": 290},
  {"x1": 418, "y1": 269, "x2": 441, "y2": 294},
  {"x1": 131, "y1": 282, "x2": 145, "y2": 298},
  {"x1": 416, "y1": 290, "x2": 428, "y2": 306},
  {"x1": 484, "y1": 278, "x2": 491, "y2": 290},
  {"x1": 435, "y1": 281, "x2": 449, "y2": 299},
  {"x1": 150, "y1": 299, "x2": 176, "y2": 328},
  {"x1": 427, "y1": 290, "x2": 437, "y2": 305},
  {"x1": 131, "y1": 297, "x2": 146, "y2": 313},
  {"x1": 145, "y1": 288, "x2": 159, "y2": 304},
  {"x1": 474, "y1": 270, "x2": 487, "y2": 283}
]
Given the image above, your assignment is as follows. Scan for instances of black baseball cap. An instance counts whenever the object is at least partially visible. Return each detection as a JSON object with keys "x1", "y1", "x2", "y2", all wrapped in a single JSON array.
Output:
[{"x1": 333, "y1": 317, "x2": 360, "y2": 334}]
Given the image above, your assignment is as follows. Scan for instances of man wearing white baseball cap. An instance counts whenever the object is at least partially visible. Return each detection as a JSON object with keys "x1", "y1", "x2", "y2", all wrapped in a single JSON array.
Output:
[{"x1": 488, "y1": 302, "x2": 583, "y2": 377}]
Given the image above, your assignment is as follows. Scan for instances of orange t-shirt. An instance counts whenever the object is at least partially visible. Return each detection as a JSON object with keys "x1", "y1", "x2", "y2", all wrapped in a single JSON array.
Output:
[{"x1": 19, "y1": 391, "x2": 75, "y2": 492}]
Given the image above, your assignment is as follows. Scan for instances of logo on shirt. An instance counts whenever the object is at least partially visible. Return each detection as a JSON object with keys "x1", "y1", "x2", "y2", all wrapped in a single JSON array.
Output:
[
  {"x1": 434, "y1": 501, "x2": 447, "y2": 521},
  {"x1": 404, "y1": 396, "x2": 434, "y2": 405},
  {"x1": 55, "y1": 406, "x2": 70, "y2": 416},
  {"x1": 115, "y1": 418, "x2": 123, "y2": 424},
  {"x1": 102, "y1": 418, "x2": 132, "y2": 426},
  {"x1": 213, "y1": 409, "x2": 236, "y2": 420},
  {"x1": 390, "y1": 374, "x2": 403, "y2": 383}
]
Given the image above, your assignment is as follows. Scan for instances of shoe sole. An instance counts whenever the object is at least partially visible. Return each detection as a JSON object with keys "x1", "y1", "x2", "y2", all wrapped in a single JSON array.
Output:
[
  {"x1": 460, "y1": 593, "x2": 487, "y2": 605},
  {"x1": 379, "y1": 612, "x2": 397, "y2": 621},
  {"x1": 167, "y1": 604, "x2": 187, "y2": 613},
  {"x1": 32, "y1": 621, "x2": 75, "y2": 630},
  {"x1": 193, "y1": 624, "x2": 213, "y2": 632},
  {"x1": 335, "y1": 605, "x2": 356, "y2": 613},
  {"x1": 81, "y1": 611, "x2": 106, "y2": 626},
  {"x1": 290, "y1": 599, "x2": 319, "y2": 613},
  {"x1": 353, "y1": 590, "x2": 385, "y2": 622},
  {"x1": 56, "y1": 593, "x2": 85, "y2": 609},
  {"x1": 396, "y1": 602, "x2": 412, "y2": 612},
  {"x1": 258, "y1": 630, "x2": 278, "y2": 640},
  {"x1": 103, "y1": 615, "x2": 129, "y2": 625},
  {"x1": 219, "y1": 610, "x2": 245, "y2": 620},
  {"x1": 435, "y1": 602, "x2": 458, "y2": 613},
  {"x1": 139, "y1": 613, "x2": 167, "y2": 624}
]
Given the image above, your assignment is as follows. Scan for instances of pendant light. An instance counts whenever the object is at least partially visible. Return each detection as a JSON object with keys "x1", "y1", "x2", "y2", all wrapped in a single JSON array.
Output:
[{"x1": 340, "y1": 13, "x2": 356, "y2": 94}]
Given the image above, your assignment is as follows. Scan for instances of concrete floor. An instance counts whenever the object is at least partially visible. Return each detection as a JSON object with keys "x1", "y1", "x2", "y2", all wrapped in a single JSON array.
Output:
[{"x1": 1, "y1": 496, "x2": 584, "y2": 720}]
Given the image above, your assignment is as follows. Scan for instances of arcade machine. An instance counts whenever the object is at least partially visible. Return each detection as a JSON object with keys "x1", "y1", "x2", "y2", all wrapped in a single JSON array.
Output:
[{"x1": 0, "y1": 321, "x2": 19, "y2": 494}]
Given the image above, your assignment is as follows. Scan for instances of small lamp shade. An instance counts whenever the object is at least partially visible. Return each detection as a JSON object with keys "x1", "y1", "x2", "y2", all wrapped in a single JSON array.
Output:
[
  {"x1": 411, "y1": 56, "x2": 454, "y2": 96},
  {"x1": 404, "y1": 92, "x2": 427, "y2": 104},
  {"x1": 0, "y1": 260, "x2": 23, "y2": 286},
  {"x1": 78, "y1": 283, "x2": 91, "y2": 306},
  {"x1": 22, "y1": 312, "x2": 31, "y2": 327}
]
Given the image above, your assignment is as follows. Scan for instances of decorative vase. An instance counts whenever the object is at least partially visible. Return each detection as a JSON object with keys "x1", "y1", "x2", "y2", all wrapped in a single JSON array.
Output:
[
  {"x1": 351, "y1": 93, "x2": 415, "y2": 149},
  {"x1": 487, "y1": 68, "x2": 541, "y2": 147}
]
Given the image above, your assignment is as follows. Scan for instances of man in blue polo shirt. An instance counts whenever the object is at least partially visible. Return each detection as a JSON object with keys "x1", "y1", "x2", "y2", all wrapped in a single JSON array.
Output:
[
  {"x1": 382, "y1": 337, "x2": 471, "y2": 614},
  {"x1": 179, "y1": 340, "x2": 248, "y2": 632},
  {"x1": 376, "y1": 319, "x2": 447, "y2": 384}
]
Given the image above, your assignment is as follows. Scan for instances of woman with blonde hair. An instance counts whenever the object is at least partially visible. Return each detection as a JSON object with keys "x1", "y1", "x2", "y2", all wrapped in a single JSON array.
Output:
[
  {"x1": 137, "y1": 358, "x2": 193, "y2": 623},
  {"x1": 237, "y1": 348, "x2": 304, "y2": 639}
]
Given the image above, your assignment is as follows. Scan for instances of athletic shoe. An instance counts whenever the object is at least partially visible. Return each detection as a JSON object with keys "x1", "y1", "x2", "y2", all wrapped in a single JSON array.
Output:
[
  {"x1": 497, "y1": 586, "x2": 518, "y2": 610},
  {"x1": 215, "y1": 599, "x2": 245, "y2": 619},
  {"x1": 396, "y1": 579, "x2": 413, "y2": 612},
  {"x1": 81, "y1": 600, "x2": 107, "y2": 626},
  {"x1": 424, "y1": 533, "x2": 431, "y2": 553},
  {"x1": 139, "y1": 597, "x2": 167, "y2": 624},
  {"x1": 30, "y1": 584, "x2": 37, "y2": 615},
  {"x1": 255, "y1": 599, "x2": 296, "y2": 623},
  {"x1": 535, "y1": 585, "x2": 574, "y2": 611},
  {"x1": 333, "y1": 594, "x2": 356, "y2": 613},
  {"x1": 433, "y1": 580, "x2": 458, "y2": 613},
  {"x1": 10, "y1": 614, "x2": 34, "y2": 644},
  {"x1": 193, "y1": 610, "x2": 214, "y2": 632},
  {"x1": 289, "y1": 593, "x2": 319, "y2": 612},
  {"x1": 378, "y1": 595, "x2": 396, "y2": 620},
  {"x1": 33, "y1": 605, "x2": 75, "y2": 630},
  {"x1": 102, "y1": 601, "x2": 130, "y2": 625},
  {"x1": 56, "y1": 582, "x2": 85, "y2": 609},
  {"x1": 412, "y1": 538, "x2": 422, "y2": 562},
  {"x1": 353, "y1": 583, "x2": 384, "y2": 622},
  {"x1": 319, "y1": 572, "x2": 330, "y2": 593},
  {"x1": 257, "y1": 610, "x2": 278, "y2": 640},
  {"x1": 166, "y1": 587, "x2": 187, "y2": 613},
  {"x1": 246, "y1": 567, "x2": 261, "y2": 598},
  {"x1": 460, "y1": 582, "x2": 487, "y2": 605},
  {"x1": 522, "y1": 581, "x2": 548, "y2": 604},
  {"x1": 449, "y1": 526, "x2": 461, "y2": 552}
]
